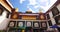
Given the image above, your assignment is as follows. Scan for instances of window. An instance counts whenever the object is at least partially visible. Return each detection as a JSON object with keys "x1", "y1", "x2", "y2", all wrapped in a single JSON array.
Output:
[
  {"x1": 8, "y1": 21, "x2": 16, "y2": 27},
  {"x1": 26, "y1": 21, "x2": 32, "y2": 27},
  {"x1": 18, "y1": 22, "x2": 23, "y2": 27},
  {"x1": 55, "y1": 15, "x2": 60, "y2": 25},
  {"x1": 41, "y1": 22, "x2": 47, "y2": 29},
  {"x1": 51, "y1": 7, "x2": 59, "y2": 16},
  {"x1": 41, "y1": 22, "x2": 47, "y2": 27},
  {"x1": 17, "y1": 21, "x2": 25, "y2": 27},
  {"x1": 33, "y1": 22, "x2": 40, "y2": 28},
  {"x1": 47, "y1": 14, "x2": 50, "y2": 19},
  {"x1": 0, "y1": 8, "x2": 3, "y2": 15},
  {"x1": 48, "y1": 20, "x2": 52, "y2": 26}
]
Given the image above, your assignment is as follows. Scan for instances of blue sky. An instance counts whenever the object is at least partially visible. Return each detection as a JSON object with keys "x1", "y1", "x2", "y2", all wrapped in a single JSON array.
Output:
[{"x1": 9, "y1": 0, "x2": 57, "y2": 13}]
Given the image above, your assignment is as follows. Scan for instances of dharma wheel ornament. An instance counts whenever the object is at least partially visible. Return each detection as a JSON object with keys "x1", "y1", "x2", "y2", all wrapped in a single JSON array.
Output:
[
  {"x1": 12, "y1": 14, "x2": 17, "y2": 19},
  {"x1": 40, "y1": 15, "x2": 45, "y2": 20}
]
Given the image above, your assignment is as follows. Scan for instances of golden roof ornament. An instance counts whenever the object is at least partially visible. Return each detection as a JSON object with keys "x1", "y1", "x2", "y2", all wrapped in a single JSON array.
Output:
[
  {"x1": 39, "y1": 8, "x2": 43, "y2": 13},
  {"x1": 15, "y1": 8, "x2": 18, "y2": 12},
  {"x1": 26, "y1": 10, "x2": 32, "y2": 13}
]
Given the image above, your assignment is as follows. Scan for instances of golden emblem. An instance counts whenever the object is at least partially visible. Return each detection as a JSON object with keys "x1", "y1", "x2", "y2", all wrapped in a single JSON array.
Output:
[
  {"x1": 40, "y1": 15, "x2": 44, "y2": 19},
  {"x1": 12, "y1": 14, "x2": 17, "y2": 19}
]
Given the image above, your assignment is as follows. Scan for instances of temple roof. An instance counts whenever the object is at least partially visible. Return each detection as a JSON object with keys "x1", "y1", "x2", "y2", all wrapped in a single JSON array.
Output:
[{"x1": 0, "y1": 0, "x2": 13, "y2": 12}]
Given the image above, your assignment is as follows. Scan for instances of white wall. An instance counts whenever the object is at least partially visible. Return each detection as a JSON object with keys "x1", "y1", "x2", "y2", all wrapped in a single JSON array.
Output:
[
  {"x1": 0, "y1": 11, "x2": 10, "y2": 30},
  {"x1": 57, "y1": 4, "x2": 60, "y2": 12},
  {"x1": 49, "y1": 11, "x2": 56, "y2": 25}
]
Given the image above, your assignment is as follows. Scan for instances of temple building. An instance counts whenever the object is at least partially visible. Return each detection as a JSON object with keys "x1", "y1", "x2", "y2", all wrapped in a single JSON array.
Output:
[{"x1": 0, "y1": 0, "x2": 60, "y2": 32}]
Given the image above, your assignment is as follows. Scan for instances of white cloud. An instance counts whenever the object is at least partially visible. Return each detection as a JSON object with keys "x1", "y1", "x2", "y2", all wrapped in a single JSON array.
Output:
[
  {"x1": 40, "y1": 0, "x2": 48, "y2": 2},
  {"x1": 27, "y1": 6, "x2": 37, "y2": 13},
  {"x1": 40, "y1": 5, "x2": 51, "y2": 12},
  {"x1": 40, "y1": 0, "x2": 49, "y2": 6},
  {"x1": 34, "y1": 5, "x2": 39, "y2": 9},
  {"x1": 29, "y1": 8, "x2": 36, "y2": 13},
  {"x1": 27, "y1": 0, "x2": 57, "y2": 13},
  {"x1": 20, "y1": 0, "x2": 25, "y2": 4},
  {"x1": 28, "y1": 0, "x2": 49, "y2": 8},
  {"x1": 28, "y1": 0, "x2": 37, "y2": 5}
]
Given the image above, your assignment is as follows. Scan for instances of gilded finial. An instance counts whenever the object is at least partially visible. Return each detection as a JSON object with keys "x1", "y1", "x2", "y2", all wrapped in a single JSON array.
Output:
[
  {"x1": 26, "y1": 10, "x2": 32, "y2": 13},
  {"x1": 15, "y1": 8, "x2": 18, "y2": 12},
  {"x1": 39, "y1": 8, "x2": 43, "y2": 13}
]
